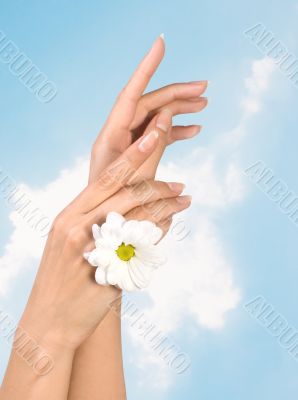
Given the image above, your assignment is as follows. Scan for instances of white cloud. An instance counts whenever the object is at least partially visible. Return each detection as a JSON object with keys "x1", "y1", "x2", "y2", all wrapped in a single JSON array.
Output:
[
  {"x1": 0, "y1": 159, "x2": 89, "y2": 295},
  {"x1": 125, "y1": 57, "x2": 275, "y2": 388},
  {"x1": 0, "y1": 57, "x2": 275, "y2": 390},
  {"x1": 241, "y1": 57, "x2": 275, "y2": 114}
]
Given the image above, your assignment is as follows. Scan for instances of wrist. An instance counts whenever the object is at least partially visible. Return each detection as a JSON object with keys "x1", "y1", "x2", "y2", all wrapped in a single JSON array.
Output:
[
  {"x1": 7, "y1": 319, "x2": 74, "y2": 378},
  {"x1": 19, "y1": 306, "x2": 77, "y2": 354}
]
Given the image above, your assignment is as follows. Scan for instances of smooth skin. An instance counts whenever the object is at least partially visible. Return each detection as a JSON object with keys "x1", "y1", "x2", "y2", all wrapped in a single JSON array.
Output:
[
  {"x1": 68, "y1": 36, "x2": 207, "y2": 400},
  {"x1": 0, "y1": 35, "x2": 208, "y2": 400},
  {"x1": 0, "y1": 127, "x2": 191, "y2": 400}
]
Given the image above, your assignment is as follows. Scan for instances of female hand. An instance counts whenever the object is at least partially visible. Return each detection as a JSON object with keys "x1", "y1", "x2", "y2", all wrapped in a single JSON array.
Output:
[
  {"x1": 20, "y1": 127, "x2": 190, "y2": 352},
  {"x1": 89, "y1": 35, "x2": 208, "y2": 183}
]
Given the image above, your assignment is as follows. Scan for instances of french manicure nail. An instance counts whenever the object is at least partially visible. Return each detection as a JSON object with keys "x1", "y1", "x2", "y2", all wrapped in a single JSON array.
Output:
[
  {"x1": 160, "y1": 33, "x2": 165, "y2": 40},
  {"x1": 156, "y1": 109, "x2": 172, "y2": 132},
  {"x1": 176, "y1": 195, "x2": 192, "y2": 204},
  {"x1": 188, "y1": 80, "x2": 208, "y2": 86},
  {"x1": 138, "y1": 130, "x2": 159, "y2": 152},
  {"x1": 167, "y1": 182, "x2": 185, "y2": 193}
]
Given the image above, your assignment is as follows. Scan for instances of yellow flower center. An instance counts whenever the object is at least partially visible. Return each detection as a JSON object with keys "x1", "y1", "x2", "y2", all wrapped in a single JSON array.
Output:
[{"x1": 116, "y1": 242, "x2": 135, "y2": 261}]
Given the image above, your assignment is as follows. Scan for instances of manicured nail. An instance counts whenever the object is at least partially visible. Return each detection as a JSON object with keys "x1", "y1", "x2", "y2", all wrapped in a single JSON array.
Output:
[
  {"x1": 138, "y1": 130, "x2": 159, "y2": 152},
  {"x1": 189, "y1": 80, "x2": 208, "y2": 86},
  {"x1": 156, "y1": 109, "x2": 172, "y2": 132},
  {"x1": 167, "y1": 182, "x2": 185, "y2": 193},
  {"x1": 176, "y1": 195, "x2": 192, "y2": 205},
  {"x1": 160, "y1": 33, "x2": 165, "y2": 40},
  {"x1": 200, "y1": 96, "x2": 208, "y2": 103},
  {"x1": 187, "y1": 126, "x2": 202, "y2": 137}
]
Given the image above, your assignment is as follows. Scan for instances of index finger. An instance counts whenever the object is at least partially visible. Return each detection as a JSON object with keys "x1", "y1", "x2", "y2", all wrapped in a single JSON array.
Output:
[{"x1": 106, "y1": 34, "x2": 165, "y2": 132}]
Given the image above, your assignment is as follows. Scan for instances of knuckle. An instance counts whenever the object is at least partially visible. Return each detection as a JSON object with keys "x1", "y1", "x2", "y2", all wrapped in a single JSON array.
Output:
[
  {"x1": 65, "y1": 226, "x2": 86, "y2": 249},
  {"x1": 52, "y1": 214, "x2": 68, "y2": 236},
  {"x1": 167, "y1": 83, "x2": 179, "y2": 101},
  {"x1": 152, "y1": 199, "x2": 170, "y2": 218},
  {"x1": 127, "y1": 206, "x2": 146, "y2": 221},
  {"x1": 131, "y1": 180, "x2": 155, "y2": 204}
]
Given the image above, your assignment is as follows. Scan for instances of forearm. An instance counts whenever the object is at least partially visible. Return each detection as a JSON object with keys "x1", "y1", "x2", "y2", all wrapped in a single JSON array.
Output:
[
  {"x1": 68, "y1": 308, "x2": 126, "y2": 400},
  {"x1": 0, "y1": 323, "x2": 75, "y2": 400}
]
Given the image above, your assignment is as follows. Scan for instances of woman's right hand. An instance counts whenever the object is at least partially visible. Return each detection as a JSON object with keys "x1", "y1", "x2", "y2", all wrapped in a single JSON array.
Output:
[
  {"x1": 89, "y1": 35, "x2": 208, "y2": 183},
  {"x1": 20, "y1": 125, "x2": 191, "y2": 353}
]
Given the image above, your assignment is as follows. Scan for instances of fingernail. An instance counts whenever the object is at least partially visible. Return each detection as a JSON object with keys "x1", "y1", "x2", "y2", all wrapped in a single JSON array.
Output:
[
  {"x1": 188, "y1": 80, "x2": 208, "y2": 86},
  {"x1": 138, "y1": 130, "x2": 159, "y2": 152},
  {"x1": 176, "y1": 195, "x2": 192, "y2": 205},
  {"x1": 200, "y1": 96, "x2": 208, "y2": 104},
  {"x1": 167, "y1": 182, "x2": 185, "y2": 193},
  {"x1": 156, "y1": 109, "x2": 172, "y2": 132},
  {"x1": 147, "y1": 34, "x2": 164, "y2": 57}
]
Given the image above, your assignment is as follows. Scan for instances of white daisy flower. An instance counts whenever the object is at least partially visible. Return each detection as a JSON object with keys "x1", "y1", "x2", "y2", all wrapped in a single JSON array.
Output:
[{"x1": 84, "y1": 212, "x2": 165, "y2": 291}]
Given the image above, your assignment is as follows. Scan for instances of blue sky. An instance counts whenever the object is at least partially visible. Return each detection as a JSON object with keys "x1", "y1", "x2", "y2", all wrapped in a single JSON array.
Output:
[{"x1": 1, "y1": 0, "x2": 298, "y2": 398}]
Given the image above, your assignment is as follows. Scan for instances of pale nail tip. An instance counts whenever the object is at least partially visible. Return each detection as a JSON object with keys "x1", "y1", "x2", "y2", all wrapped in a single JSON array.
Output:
[
  {"x1": 161, "y1": 107, "x2": 172, "y2": 114},
  {"x1": 156, "y1": 123, "x2": 167, "y2": 133},
  {"x1": 159, "y1": 33, "x2": 165, "y2": 40}
]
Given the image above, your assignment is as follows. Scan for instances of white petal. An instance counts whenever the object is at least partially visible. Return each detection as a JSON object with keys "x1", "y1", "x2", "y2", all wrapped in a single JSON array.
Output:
[
  {"x1": 135, "y1": 246, "x2": 166, "y2": 269},
  {"x1": 101, "y1": 223, "x2": 123, "y2": 248},
  {"x1": 84, "y1": 249, "x2": 98, "y2": 267},
  {"x1": 95, "y1": 249, "x2": 113, "y2": 268},
  {"x1": 128, "y1": 257, "x2": 152, "y2": 289},
  {"x1": 95, "y1": 267, "x2": 109, "y2": 285},
  {"x1": 85, "y1": 248, "x2": 113, "y2": 268},
  {"x1": 122, "y1": 220, "x2": 143, "y2": 244},
  {"x1": 105, "y1": 256, "x2": 125, "y2": 285},
  {"x1": 118, "y1": 268, "x2": 138, "y2": 291},
  {"x1": 138, "y1": 221, "x2": 163, "y2": 244},
  {"x1": 106, "y1": 212, "x2": 126, "y2": 228},
  {"x1": 92, "y1": 224, "x2": 102, "y2": 240}
]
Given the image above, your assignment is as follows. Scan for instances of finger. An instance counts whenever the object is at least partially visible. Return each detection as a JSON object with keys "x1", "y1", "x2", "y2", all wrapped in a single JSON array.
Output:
[
  {"x1": 156, "y1": 97, "x2": 208, "y2": 116},
  {"x1": 167, "y1": 125, "x2": 202, "y2": 144},
  {"x1": 124, "y1": 195, "x2": 192, "y2": 223},
  {"x1": 89, "y1": 95, "x2": 207, "y2": 184},
  {"x1": 130, "y1": 81, "x2": 208, "y2": 129},
  {"x1": 125, "y1": 213, "x2": 173, "y2": 239},
  {"x1": 75, "y1": 129, "x2": 161, "y2": 212},
  {"x1": 130, "y1": 109, "x2": 172, "y2": 183},
  {"x1": 88, "y1": 180, "x2": 185, "y2": 221},
  {"x1": 156, "y1": 217, "x2": 173, "y2": 237},
  {"x1": 130, "y1": 98, "x2": 207, "y2": 182},
  {"x1": 105, "y1": 35, "x2": 165, "y2": 133}
]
